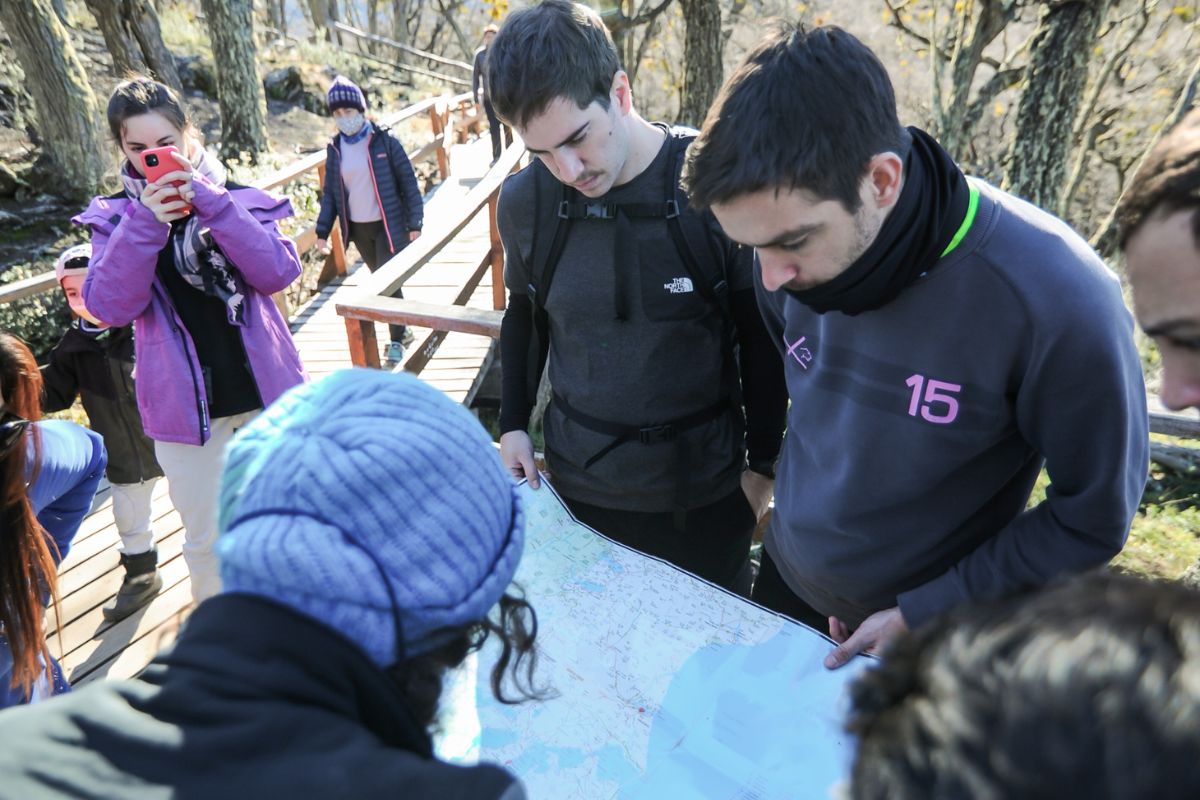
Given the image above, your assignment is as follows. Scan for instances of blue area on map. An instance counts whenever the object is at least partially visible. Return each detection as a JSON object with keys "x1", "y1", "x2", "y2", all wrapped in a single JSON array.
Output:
[
  {"x1": 574, "y1": 580, "x2": 607, "y2": 594},
  {"x1": 599, "y1": 556, "x2": 625, "y2": 574},
  {"x1": 622, "y1": 628, "x2": 863, "y2": 798},
  {"x1": 480, "y1": 725, "x2": 518, "y2": 749}
]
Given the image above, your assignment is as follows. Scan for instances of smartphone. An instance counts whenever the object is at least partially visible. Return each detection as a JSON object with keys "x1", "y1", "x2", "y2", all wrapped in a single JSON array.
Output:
[{"x1": 140, "y1": 145, "x2": 191, "y2": 213}]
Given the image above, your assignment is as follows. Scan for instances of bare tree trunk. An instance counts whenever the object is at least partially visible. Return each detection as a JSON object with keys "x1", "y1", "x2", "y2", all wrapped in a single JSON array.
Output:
[
  {"x1": 328, "y1": 0, "x2": 342, "y2": 45},
  {"x1": 277, "y1": 0, "x2": 288, "y2": 38},
  {"x1": 678, "y1": 0, "x2": 722, "y2": 128},
  {"x1": 307, "y1": 0, "x2": 331, "y2": 41},
  {"x1": 125, "y1": 0, "x2": 183, "y2": 94},
  {"x1": 0, "y1": 0, "x2": 106, "y2": 200},
  {"x1": 84, "y1": 0, "x2": 148, "y2": 76},
  {"x1": 435, "y1": 0, "x2": 474, "y2": 61},
  {"x1": 199, "y1": 0, "x2": 270, "y2": 162},
  {"x1": 83, "y1": 0, "x2": 181, "y2": 92},
  {"x1": 367, "y1": 0, "x2": 380, "y2": 56},
  {"x1": 1003, "y1": 0, "x2": 1110, "y2": 210},
  {"x1": 422, "y1": 17, "x2": 446, "y2": 55},
  {"x1": 627, "y1": 16, "x2": 661, "y2": 86},
  {"x1": 391, "y1": 0, "x2": 411, "y2": 64},
  {"x1": 939, "y1": 0, "x2": 1021, "y2": 161}
]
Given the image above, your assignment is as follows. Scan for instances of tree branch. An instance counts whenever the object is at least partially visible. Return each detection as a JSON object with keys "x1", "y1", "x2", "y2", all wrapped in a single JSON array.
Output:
[
  {"x1": 1060, "y1": 106, "x2": 1117, "y2": 217},
  {"x1": 883, "y1": 0, "x2": 1004, "y2": 69},
  {"x1": 1091, "y1": 52, "x2": 1200, "y2": 256},
  {"x1": 961, "y1": 66, "x2": 1024, "y2": 132},
  {"x1": 1071, "y1": 0, "x2": 1154, "y2": 145}
]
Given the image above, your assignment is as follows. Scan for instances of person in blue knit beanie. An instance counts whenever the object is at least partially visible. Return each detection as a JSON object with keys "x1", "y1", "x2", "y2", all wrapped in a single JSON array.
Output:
[{"x1": 0, "y1": 369, "x2": 542, "y2": 800}]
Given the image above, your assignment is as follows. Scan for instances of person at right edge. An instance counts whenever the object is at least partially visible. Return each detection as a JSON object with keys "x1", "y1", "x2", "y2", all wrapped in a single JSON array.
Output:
[
  {"x1": 487, "y1": 1, "x2": 787, "y2": 596},
  {"x1": 682, "y1": 23, "x2": 1149, "y2": 664}
]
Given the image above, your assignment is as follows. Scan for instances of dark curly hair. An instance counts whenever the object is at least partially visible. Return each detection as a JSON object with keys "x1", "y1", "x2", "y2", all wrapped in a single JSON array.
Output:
[
  {"x1": 388, "y1": 590, "x2": 550, "y2": 731},
  {"x1": 846, "y1": 572, "x2": 1200, "y2": 800}
]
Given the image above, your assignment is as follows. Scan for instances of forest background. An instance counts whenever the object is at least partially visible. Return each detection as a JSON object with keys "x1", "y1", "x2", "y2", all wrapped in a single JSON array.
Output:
[{"x1": 0, "y1": 0, "x2": 1197, "y2": 580}]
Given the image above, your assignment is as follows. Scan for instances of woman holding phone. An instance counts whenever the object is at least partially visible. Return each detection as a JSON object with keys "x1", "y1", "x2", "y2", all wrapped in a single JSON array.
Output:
[{"x1": 75, "y1": 77, "x2": 306, "y2": 603}]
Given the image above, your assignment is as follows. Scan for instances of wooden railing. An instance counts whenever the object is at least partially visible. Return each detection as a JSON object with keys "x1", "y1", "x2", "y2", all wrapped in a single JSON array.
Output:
[
  {"x1": 335, "y1": 141, "x2": 525, "y2": 369},
  {"x1": 332, "y1": 143, "x2": 1200, "y2": 446},
  {"x1": 0, "y1": 91, "x2": 476, "y2": 316},
  {"x1": 329, "y1": 21, "x2": 474, "y2": 88}
]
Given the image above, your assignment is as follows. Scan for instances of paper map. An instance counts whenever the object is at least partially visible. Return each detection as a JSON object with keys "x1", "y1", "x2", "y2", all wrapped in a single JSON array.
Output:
[{"x1": 436, "y1": 479, "x2": 870, "y2": 799}]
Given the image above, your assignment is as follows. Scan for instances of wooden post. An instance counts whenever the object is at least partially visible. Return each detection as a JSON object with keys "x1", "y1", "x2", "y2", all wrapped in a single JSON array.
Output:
[
  {"x1": 488, "y1": 190, "x2": 505, "y2": 311},
  {"x1": 317, "y1": 162, "x2": 348, "y2": 276},
  {"x1": 442, "y1": 106, "x2": 455, "y2": 177},
  {"x1": 271, "y1": 290, "x2": 290, "y2": 320},
  {"x1": 344, "y1": 317, "x2": 381, "y2": 368},
  {"x1": 429, "y1": 100, "x2": 450, "y2": 181}
]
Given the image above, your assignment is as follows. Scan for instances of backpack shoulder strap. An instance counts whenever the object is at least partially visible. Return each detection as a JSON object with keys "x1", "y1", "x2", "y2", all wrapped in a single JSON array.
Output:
[
  {"x1": 662, "y1": 129, "x2": 731, "y2": 315},
  {"x1": 528, "y1": 159, "x2": 573, "y2": 311}
]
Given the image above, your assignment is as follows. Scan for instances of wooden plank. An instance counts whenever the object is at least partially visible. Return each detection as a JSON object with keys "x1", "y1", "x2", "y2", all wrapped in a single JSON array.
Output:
[
  {"x1": 49, "y1": 516, "x2": 185, "y2": 649},
  {"x1": 338, "y1": 297, "x2": 502, "y2": 339},
  {"x1": 62, "y1": 486, "x2": 157, "y2": 550},
  {"x1": 57, "y1": 486, "x2": 176, "y2": 576},
  {"x1": 463, "y1": 344, "x2": 497, "y2": 408},
  {"x1": 400, "y1": 250, "x2": 493, "y2": 374},
  {"x1": 57, "y1": 501, "x2": 181, "y2": 601},
  {"x1": 1150, "y1": 411, "x2": 1200, "y2": 440},
  {"x1": 0, "y1": 271, "x2": 58, "y2": 304},
  {"x1": 53, "y1": 538, "x2": 190, "y2": 661},
  {"x1": 74, "y1": 617, "x2": 181, "y2": 686},
  {"x1": 63, "y1": 570, "x2": 193, "y2": 685}
]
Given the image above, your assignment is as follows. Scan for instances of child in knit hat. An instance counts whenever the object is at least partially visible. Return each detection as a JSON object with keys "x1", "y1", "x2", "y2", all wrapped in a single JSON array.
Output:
[
  {"x1": 0, "y1": 369, "x2": 540, "y2": 799},
  {"x1": 43, "y1": 243, "x2": 165, "y2": 622},
  {"x1": 316, "y1": 76, "x2": 424, "y2": 367}
]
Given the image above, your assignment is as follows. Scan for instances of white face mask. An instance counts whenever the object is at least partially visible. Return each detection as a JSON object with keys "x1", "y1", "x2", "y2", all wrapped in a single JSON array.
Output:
[{"x1": 335, "y1": 113, "x2": 366, "y2": 136}]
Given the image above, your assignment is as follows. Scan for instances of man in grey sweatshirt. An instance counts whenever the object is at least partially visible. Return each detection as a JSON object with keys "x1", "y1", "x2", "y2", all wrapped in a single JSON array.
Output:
[
  {"x1": 683, "y1": 23, "x2": 1149, "y2": 667},
  {"x1": 486, "y1": 1, "x2": 787, "y2": 594}
]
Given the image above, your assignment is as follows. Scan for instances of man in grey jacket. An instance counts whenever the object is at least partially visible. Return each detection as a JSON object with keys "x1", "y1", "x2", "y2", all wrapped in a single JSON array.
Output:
[
  {"x1": 487, "y1": 1, "x2": 787, "y2": 594},
  {"x1": 684, "y1": 23, "x2": 1149, "y2": 666}
]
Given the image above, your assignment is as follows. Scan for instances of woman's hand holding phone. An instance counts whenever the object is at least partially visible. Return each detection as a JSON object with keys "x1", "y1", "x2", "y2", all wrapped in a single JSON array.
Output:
[{"x1": 139, "y1": 147, "x2": 195, "y2": 224}]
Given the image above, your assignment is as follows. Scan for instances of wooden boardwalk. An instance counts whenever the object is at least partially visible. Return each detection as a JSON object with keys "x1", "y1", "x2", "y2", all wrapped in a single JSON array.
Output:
[{"x1": 50, "y1": 137, "x2": 502, "y2": 687}]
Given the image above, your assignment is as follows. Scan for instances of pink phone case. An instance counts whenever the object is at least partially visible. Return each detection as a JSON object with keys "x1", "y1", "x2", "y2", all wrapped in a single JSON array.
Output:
[{"x1": 140, "y1": 146, "x2": 192, "y2": 213}]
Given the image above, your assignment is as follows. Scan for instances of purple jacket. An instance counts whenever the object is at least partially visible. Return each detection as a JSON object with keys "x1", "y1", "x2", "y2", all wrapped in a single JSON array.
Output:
[{"x1": 75, "y1": 176, "x2": 308, "y2": 446}]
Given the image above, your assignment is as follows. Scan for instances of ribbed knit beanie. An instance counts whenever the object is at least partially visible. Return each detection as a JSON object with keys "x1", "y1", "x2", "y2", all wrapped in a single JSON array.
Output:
[
  {"x1": 327, "y1": 75, "x2": 366, "y2": 113},
  {"x1": 216, "y1": 369, "x2": 524, "y2": 666}
]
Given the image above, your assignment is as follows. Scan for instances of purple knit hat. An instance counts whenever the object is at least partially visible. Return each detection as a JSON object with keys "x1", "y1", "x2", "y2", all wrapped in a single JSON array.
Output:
[{"x1": 327, "y1": 75, "x2": 366, "y2": 113}]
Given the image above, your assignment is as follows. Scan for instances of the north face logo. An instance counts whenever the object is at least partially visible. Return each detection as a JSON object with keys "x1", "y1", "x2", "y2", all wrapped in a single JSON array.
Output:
[{"x1": 664, "y1": 277, "x2": 694, "y2": 294}]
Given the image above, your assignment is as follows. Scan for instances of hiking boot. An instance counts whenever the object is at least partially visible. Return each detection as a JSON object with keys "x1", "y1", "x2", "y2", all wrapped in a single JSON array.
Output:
[
  {"x1": 384, "y1": 340, "x2": 405, "y2": 367},
  {"x1": 102, "y1": 549, "x2": 162, "y2": 622}
]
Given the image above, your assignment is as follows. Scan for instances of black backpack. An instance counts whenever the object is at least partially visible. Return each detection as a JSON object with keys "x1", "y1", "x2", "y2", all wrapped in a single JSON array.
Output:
[{"x1": 521, "y1": 127, "x2": 733, "y2": 404}]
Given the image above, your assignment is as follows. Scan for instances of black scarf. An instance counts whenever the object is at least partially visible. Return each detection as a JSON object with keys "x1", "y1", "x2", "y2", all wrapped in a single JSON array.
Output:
[{"x1": 786, "y1": 127, "x2": 970, "y2": 315}]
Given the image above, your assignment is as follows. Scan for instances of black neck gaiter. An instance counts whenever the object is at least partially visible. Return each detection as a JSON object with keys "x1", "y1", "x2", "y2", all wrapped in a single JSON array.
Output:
[{"x1": 785, "y1": 127, "x2": 970, "y2": 316}]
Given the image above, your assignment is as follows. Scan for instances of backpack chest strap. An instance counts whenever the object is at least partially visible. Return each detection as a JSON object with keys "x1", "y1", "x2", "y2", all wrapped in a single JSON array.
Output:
[{"x1": 558, "y1": 200, "x2": 680, "y2": 220}]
